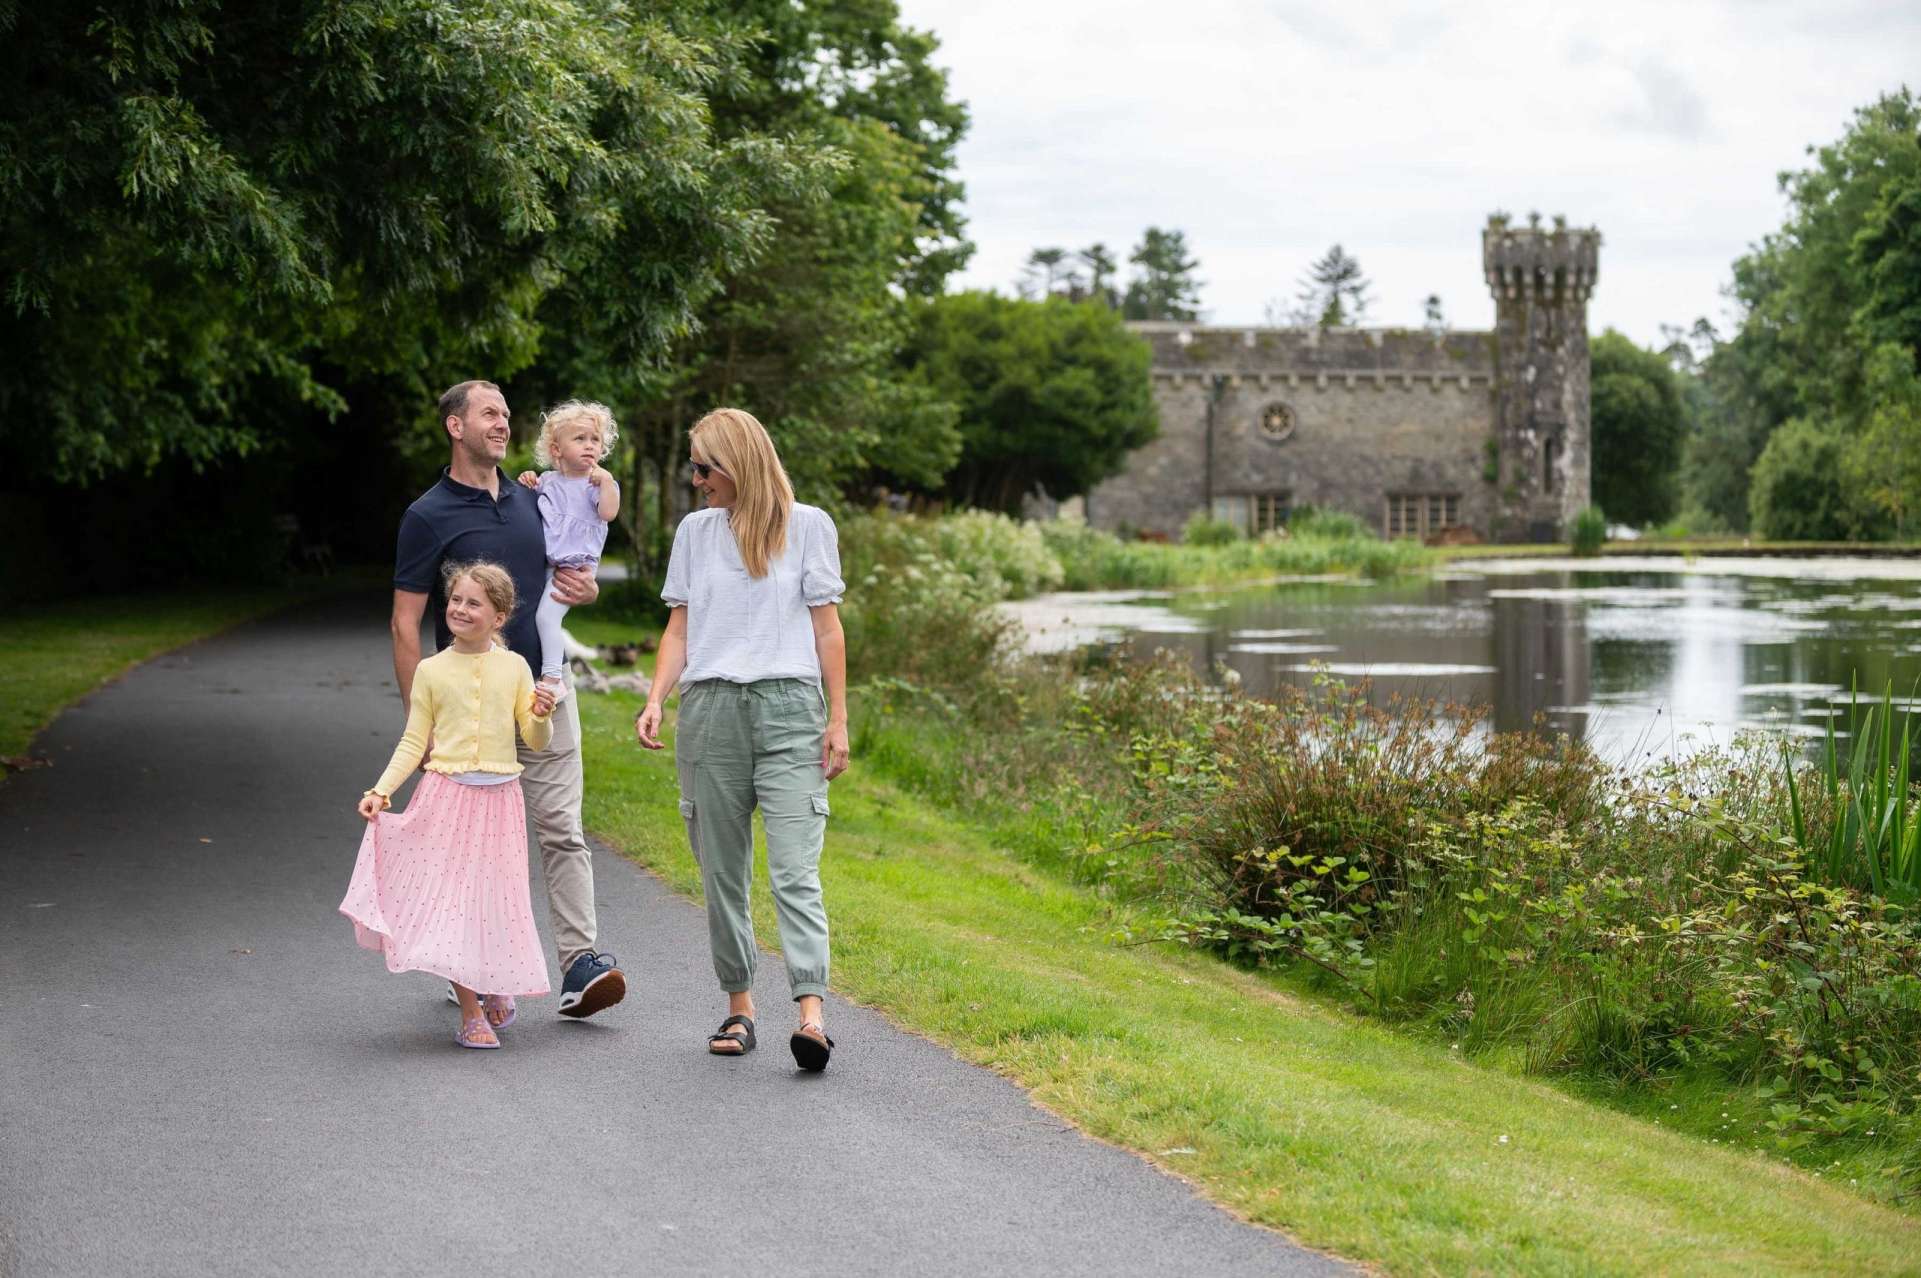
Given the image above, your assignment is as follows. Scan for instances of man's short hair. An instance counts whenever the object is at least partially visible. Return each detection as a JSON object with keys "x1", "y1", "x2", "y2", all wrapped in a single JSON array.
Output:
[{"x1": 438, "y1": 379, "x2": 502, "y2": 431}]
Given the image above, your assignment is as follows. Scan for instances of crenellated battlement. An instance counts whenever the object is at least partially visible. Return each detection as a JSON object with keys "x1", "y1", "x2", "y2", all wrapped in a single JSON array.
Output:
[
  {"x1": 1482, "y1": 216, "x2": 1600, "y2": 303},
  {"x1": 1085, "y1": 214, "x2": 1598, "y2": 544}
]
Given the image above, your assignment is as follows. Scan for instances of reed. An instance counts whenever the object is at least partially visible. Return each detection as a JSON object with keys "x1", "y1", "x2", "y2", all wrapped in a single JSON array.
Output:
[{"x1": 1782, "y1": 681, "x2": 1921, "y2": 902}]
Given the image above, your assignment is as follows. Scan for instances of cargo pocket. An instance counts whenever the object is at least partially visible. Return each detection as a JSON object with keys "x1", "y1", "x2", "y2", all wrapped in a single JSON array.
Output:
[
  {"x1": 810, "y1": 792, "x2": 830, "y2": 818},
  {"x1": 678, "y1": 796, "x2": 702, "y2": 864}
]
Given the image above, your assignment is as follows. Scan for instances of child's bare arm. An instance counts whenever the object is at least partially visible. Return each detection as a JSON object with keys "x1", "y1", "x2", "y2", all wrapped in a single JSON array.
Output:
[{"x1": 590, "y1": 467, "x2": 620, "y2": 522}]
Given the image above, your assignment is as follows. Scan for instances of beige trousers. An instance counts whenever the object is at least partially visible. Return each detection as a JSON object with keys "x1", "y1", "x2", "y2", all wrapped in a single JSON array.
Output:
[{"x1": 516, "y1": 670, "x2": 596, "y2": 969}]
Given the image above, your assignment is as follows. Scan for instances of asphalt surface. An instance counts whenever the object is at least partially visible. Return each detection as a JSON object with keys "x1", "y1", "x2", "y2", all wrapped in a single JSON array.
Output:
[{"x1": 0, "y1": 592, "x2": 1350, "y2": 1277}]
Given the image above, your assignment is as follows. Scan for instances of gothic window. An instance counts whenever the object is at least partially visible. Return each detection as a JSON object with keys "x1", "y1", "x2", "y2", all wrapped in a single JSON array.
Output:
[
  {"x1": 1540, "y1": 424, "x2": 1564, "y2": 494},
  {"x1": 1385, "y1": 493, "x2": 1461, "y2": 539},
  {"x1": 1259, "y1": 402, "x2": 1297, "y2": 442}
]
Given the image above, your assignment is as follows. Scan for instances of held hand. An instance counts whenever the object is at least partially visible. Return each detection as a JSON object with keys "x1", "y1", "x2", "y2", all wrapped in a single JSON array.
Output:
[
  {"x1": 821, "y1": 721, "x2": 850, "y2": 781},
  {"x1": 635, "y1": 702, "x2": 665, "y2": 750},
  {"x1": 531, "y1": 684, "x2": 557, "y2": 718},
  {"x1": 357, "y1": 793, "x2": 386, "y2": 821},
  {"x1": 516, "y1": 470, "x2": 540, "y2": 489},
  {"x1": 588, "y1": 465, "x2": 612, "y2": 487}
]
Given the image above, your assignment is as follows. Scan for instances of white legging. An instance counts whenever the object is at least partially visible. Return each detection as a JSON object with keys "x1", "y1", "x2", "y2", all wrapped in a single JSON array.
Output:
[{"x1": 535, "y1": 568, "x2": 571, "y2": 681}]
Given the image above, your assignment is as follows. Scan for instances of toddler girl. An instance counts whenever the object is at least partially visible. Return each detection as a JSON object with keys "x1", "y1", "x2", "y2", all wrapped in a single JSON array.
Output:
[
  {"x1": 517, "y1": 400, "x2": 620, "y2": 700},
  {"x1": 340, "y1": 561, "x2": 557, "y2": 1049}
]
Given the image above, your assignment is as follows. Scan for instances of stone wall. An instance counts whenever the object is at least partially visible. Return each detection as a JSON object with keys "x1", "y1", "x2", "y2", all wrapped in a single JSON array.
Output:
[{"x1": 1086, "y1": 325, "x2": 1499, "y2": 539}]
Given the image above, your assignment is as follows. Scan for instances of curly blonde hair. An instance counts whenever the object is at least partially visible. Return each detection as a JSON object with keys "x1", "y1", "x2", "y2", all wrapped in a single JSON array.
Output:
[
  {"x1": 534, "y1": 400, "x2": 619, "y2": 469},
  {"x1": 441, "y1": 560, "x2": 518, "y2": 626}
]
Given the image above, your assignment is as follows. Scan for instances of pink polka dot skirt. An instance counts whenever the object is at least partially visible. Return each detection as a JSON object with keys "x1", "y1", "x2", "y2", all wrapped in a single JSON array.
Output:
[{"x1": 339, "y1": 772, "x2": 551, "y2": 997}]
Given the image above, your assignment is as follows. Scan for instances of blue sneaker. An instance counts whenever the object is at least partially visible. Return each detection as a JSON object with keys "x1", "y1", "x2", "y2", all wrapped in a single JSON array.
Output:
[{"x1": 558, "y1": 950, "x2": 626, "y2": 1019}]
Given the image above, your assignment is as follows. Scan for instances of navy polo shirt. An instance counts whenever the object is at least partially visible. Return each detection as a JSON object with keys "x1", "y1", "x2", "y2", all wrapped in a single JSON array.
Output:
[{"x1": 394, "y1": 467, "x2": 548, "y2": 673}]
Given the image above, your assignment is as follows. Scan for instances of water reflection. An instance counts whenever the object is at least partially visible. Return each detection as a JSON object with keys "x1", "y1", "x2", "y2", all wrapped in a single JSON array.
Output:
[{"x1": 1082, "y1": 563, "x2": 1921, "y2": 768}]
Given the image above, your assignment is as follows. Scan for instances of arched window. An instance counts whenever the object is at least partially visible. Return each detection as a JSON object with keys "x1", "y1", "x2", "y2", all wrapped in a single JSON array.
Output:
[{"x1": 1543, "y1": 435, "x2": 1561, "y2": 494}]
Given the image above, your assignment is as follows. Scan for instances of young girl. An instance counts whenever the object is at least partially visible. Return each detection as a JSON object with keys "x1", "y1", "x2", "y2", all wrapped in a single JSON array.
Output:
[
  {"x1": 341, "y1": 561, "x2": 557, "y2": 1049},
  {"x1": 516, "y1": 400, "x2": 620, "y2": 700}
]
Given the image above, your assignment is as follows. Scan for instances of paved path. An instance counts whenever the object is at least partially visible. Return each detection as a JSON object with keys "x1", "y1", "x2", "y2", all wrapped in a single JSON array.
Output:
[{"x1": 0, "y1": 593, "x2": 1348, "y2": 1277}]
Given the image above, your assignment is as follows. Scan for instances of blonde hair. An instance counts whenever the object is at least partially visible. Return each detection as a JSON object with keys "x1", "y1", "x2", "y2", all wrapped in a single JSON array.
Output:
[
  {"x1": 441, "y1": 560, "x2": 517, "y2": 627},
  {"x1": 690, "y1": 407, "x2": 794, "y2": 579},
  {"x1": 534, "y1": 400, "x2": 619, "y2": 469}
]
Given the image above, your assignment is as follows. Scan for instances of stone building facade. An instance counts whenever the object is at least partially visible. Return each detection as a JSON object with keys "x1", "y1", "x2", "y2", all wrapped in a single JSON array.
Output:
[{"x1": 1085, "y1": 216, "x2": 1600, "y2": 543}]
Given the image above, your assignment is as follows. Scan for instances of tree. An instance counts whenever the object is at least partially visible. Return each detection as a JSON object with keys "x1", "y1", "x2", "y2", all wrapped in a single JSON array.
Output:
[
  {"x1": 1674, "y1": 90, "x2": 1921, "y2": 533},
  {"x1": 1748, "y1": 417, "x2": 1853, "y2": 540},
  {"x1": 549, "y1": 0, "x2": 972, "y2": 567},
  {"x1": 1846, "y1": 343, "x2": 1921, "y2": 536},
  {"x1": 1121, "y1": 228, "x2": 1203, "y2": 321},
  {"x1": 1590, "y1": 330, "x2": 1687, "y2": 527},
  {"x1": 0, "y1": 1, "x2": 801, "y2": 486},
  {"x1": 905, "y1": 292, "x2": 1158, "y2": 513},
  {"x1": 1020, "y1": 247, "x2": 1071, "y2": 299},
  {"x1": 1078, "y1": 243, "x2": 1119, "y2": 308},
  {"x1": 1294, "y1": 245, "x2": 1371, "y2": 328}
]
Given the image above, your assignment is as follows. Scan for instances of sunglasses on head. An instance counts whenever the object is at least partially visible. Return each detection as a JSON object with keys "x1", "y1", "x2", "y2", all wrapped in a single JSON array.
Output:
[{"x1": 692, "y1": 460, "x2": 726, "y2": 480}]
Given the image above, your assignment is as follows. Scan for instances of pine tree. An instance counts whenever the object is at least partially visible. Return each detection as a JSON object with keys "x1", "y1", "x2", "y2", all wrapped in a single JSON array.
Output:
[
  {"x1": 1294, "y1": 245, "x2": 1372, "y2": 328},
  {"x1": 1121, "y1": 228, "x2": 1202, "y2": 321}
]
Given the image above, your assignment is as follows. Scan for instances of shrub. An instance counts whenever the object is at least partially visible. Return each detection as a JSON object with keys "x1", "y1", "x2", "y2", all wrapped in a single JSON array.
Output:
[
  {"x1": 1287, "y1": 506, "x2": 1371, "y2": 540},
  {"x1": 1181, "y1": 512, "x2": 1242, "y2": 546},
  {"x1": 1748, "y1": 417, "x2": 1854, "y2": 540},
  {"x1": 837, "y1": 512, "x2": 1015, "y2": 690},
  {"x1": 1570, "y1": 506, "x2": 1607, "y2": 556}
]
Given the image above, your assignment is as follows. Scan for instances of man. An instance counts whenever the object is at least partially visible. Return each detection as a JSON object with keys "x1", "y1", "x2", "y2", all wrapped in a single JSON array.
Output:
[{"x1": 390, "y1": 379, "x2": 627, "y2": 1017}]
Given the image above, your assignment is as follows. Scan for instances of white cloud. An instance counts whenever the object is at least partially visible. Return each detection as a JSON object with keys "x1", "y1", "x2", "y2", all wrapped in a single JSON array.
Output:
[{"x1": 896, "y1": 0, "x2": 1920, "y2": 345}]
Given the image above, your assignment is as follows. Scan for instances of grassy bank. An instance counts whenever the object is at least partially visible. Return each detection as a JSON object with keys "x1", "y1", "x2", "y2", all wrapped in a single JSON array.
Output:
[
  {"x1": 0, "y1": 588, "x2": 321, "y2": 758},
  {"x1": 843, "y1": 510, "x2": 1431, "y2": 601},
  {"x1": 574, "y1": 685, "x2": 1921, "y2": 1274}
]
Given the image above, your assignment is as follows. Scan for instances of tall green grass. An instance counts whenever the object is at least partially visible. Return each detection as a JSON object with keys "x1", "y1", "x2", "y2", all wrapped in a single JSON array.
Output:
[{"x1": 1784, "y1": 683, "x2": 1921, "y2": 902}]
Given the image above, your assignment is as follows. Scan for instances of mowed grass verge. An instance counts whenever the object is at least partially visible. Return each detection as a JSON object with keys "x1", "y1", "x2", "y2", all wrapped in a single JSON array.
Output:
[
  {"x1": 0, "y1": 588, "x2": 320, "y2": 758},
  {"x1": 574, "y1": 689, "x2": 1921, "y2": 1277}
]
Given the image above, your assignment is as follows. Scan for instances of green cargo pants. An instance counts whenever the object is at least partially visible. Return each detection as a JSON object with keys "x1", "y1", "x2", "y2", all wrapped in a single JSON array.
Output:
[{"x1": 675, "y1": 678, "x2": 831, "y2": 1000}]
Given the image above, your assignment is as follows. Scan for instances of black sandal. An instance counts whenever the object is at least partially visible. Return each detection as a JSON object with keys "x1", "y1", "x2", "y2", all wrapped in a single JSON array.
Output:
[
  {"x1": 708, "y1": 1014, "x2": 755, "y2": 1056},
  {"x1": 790, "y1": 1021, "x2": 834, "y2": 1072}
]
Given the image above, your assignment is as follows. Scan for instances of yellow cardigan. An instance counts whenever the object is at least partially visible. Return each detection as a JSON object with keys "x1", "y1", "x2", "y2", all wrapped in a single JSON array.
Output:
[{"x1": 369, "y1": 645, "x2": 553, "y2": 801}]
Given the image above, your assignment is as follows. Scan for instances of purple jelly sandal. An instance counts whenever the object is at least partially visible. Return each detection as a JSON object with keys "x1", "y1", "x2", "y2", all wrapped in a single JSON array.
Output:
[
  {"x1": 482, "y1": 994, "x2": 517, "y2": 1030},
  {"x1": 455, "y1": 1012, "x2": 501, "y2": 1050}
]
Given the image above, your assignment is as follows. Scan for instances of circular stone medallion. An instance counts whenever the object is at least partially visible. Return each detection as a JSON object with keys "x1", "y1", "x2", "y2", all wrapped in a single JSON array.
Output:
[{"x1": 1260, "y1": 402, "x2": 1297, "y2": 442}]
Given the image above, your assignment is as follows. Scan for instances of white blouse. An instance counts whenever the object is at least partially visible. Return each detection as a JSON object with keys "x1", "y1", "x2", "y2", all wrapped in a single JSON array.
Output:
[{"x1": 660, "y1": 503, "x2": 845, "y2": 687}]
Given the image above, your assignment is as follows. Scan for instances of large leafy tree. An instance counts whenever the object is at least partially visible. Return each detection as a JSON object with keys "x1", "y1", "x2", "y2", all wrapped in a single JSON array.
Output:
[
  {"x1": 1681, "y1": 90, "x2": 1921, "y2": 530},
  {"x1": 1590, "y1": 330, "x2": 1687, "y2": 526},
  {"x1": 582, "y1": 0, "x2": 971, "y2": 564},
  {"x1": 906, "y1": 292, "x2": 1157, "y2": 514},
  {"x1": 1, "y1": 1, "x2": 803, "y2": 487}
]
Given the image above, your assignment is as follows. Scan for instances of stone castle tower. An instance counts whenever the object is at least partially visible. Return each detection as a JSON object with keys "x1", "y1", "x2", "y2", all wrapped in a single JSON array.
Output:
[
  {"x1": 1083, "y1": 214, "x2": 1600, "y2": 544},
  {"x1": 1484, "y1": 215, "x2": 1600, "y2": 541}
]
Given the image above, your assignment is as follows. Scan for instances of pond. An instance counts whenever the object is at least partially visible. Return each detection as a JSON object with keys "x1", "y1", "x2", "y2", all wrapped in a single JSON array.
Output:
[{"x1": 1003, "y1": 555, "x2": 1921, "y2": 767}]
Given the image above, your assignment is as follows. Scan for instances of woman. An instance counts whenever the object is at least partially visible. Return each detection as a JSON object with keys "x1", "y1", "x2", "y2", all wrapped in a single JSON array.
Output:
[{"x1": 634, "y1": 408, "x2": 851, "y2": 1071}]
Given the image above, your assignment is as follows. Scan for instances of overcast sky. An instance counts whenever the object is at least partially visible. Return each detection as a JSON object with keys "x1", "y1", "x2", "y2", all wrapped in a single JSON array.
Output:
[{"x1": 893, "y1": 0, "x2": 1919, "y2": 347}]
